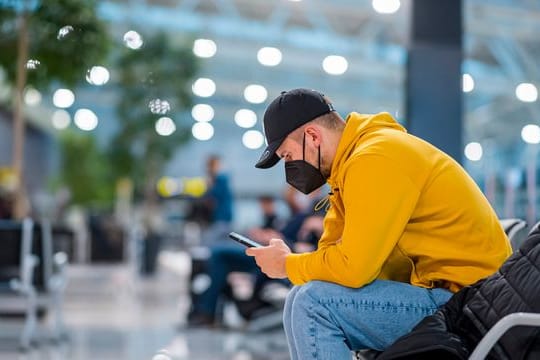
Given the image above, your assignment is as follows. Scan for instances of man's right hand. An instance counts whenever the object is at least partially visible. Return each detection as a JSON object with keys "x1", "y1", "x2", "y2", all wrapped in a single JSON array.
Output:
[{"x1": 246, "y1": 238, "x2": 291, "y2": 279}]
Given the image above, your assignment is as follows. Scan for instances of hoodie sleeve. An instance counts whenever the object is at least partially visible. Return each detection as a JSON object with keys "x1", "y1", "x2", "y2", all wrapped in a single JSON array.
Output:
[{"x1": 285, "y1": 154, "x2": 420, "y2": 288}]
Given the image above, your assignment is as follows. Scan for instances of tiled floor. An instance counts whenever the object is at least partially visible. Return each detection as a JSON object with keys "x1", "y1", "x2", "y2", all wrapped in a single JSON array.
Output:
[{"x1": 0, "y1": 251, "x2": 290, "y2": 360}]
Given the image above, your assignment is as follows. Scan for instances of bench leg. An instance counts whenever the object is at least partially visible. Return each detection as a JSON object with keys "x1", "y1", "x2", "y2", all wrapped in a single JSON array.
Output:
[{"x1": 20, "y1": 289, "x2": 37, "y2": 349}]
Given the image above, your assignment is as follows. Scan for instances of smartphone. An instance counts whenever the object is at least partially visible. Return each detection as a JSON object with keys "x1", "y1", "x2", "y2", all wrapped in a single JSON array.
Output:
[{"x1": 228, "y1": 232, "x2": 263, "y2": 248}]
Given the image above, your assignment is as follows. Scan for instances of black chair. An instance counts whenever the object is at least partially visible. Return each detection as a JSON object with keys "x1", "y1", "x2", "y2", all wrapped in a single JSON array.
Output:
[
  {"x1": 51, "y1": 224, "x2": 75, "y2": 262},
  {"x1": 499, "y1": 218, "x2": 528, "y2": 250},
  {"x1": 468, "y1": 312, "x2": 540, "y2": 359},
  {"x1": 529, "y1": 220, "x2": 540, "y2": 236},
  {"x1": 0, "y1": 219, "x2": 38, "y2": 348}
]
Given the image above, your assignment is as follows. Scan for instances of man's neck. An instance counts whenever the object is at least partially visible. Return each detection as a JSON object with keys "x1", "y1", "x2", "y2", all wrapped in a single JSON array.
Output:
[{"x1": 324, "y1": 128, "x2": 344, "y2": 178}]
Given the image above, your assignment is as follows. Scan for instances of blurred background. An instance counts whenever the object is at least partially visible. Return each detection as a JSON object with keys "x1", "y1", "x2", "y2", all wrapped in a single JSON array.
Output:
[{"x1": 0, "y1": 0, "x2": 538, "y2": 359}]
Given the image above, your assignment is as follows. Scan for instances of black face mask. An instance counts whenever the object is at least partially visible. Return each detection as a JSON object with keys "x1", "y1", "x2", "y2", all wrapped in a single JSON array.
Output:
[{"x1": 285, "y1": 134, "x2": 326, "y2": 194}]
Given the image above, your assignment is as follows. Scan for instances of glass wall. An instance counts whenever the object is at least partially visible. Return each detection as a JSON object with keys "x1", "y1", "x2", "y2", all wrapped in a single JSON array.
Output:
[{"x1": 463, "y1": 0, "x2": 540, "y2": 224}]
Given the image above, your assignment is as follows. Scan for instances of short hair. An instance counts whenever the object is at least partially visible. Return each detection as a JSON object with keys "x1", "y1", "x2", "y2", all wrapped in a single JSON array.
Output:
[
  {"x1": 311, "y1": 111, "x2": 344, "y2": 131},
  {"x1": 258, "y1": 194, "x2": 275, "y2": 203},
  {"x1": 310, "y1": 94, "x2": 344, "y2": 130},
  {"x1": 207, "y1": 154, "x2": 220, "y2": 162}
]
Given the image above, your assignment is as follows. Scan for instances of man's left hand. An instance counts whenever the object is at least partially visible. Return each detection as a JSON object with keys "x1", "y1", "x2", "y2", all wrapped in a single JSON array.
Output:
[{"x1": 246, "y1": 238, "x2": 291, "y2": 279}]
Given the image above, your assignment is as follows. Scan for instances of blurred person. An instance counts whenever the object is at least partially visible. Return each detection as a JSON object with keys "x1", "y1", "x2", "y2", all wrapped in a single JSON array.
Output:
[
  {"x1": 246, "y1": 88, "x2": 512, "y2": 359},
  {"x1": 293, "y1": 213, "x2": 323, "y2": 253},
  {"x1": 200, "y1": 155, "x2": 234, "y2": 246},
  {"x1": 258, "y1": 194, "x2": 282, "y2": 230},
  {"x1": 0, "y1": 193, "x2": 13, "y2": 220},
  {"x1": 187, "y1": 194, "x2": 324, "y2": 327},
  {"x1": 283, "y1": 184, "x2": 311, "y2": 216},
  {"x1": 0, "y1": 167, "x2": 17, "y2": 220}
]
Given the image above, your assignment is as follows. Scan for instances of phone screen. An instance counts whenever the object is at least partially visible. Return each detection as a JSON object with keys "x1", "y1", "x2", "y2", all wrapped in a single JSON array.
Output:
[{"x1": 228, "y1": 232, "x2": 263, "y2": 248}]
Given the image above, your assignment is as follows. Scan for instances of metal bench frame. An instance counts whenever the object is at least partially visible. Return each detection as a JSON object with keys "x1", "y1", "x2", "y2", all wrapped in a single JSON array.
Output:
[{"x1": 0, "y1": 218, "x2": 39, "y2": 348}]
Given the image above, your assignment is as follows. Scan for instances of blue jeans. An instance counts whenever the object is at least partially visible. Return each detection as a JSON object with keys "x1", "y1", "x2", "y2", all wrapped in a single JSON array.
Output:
[
  {"x1": 194, "y1": 243, "x2": 261, "y2": 316},
  {"x1": 283, "y1": 280, "x2": 452, "y2": 360},
  {"x1": 201, "y1": 221, "x2": 231, "y2": 246}
]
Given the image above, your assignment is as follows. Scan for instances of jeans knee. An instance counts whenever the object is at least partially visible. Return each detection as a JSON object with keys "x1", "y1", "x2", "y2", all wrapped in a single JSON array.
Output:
[
  {"x1": 284, "y1": 286, "x2": 300, "y2": 321},
  {"x1": 297, "y1": 281, "x2": 321, "y2": 300},
  {"x1": 298, "y1": 280, "x2": 342, "y2": 300},
  {"x1": 291, "y1": 281, "x2": 330, "y2": 315}
]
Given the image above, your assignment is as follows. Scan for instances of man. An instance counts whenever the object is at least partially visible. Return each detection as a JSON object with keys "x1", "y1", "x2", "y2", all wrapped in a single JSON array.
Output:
[
  {"x1": 201, "y1": 154, "x2": 233, "y2": 245},
  {"x1": 246, "y1": 88, "x2": 512, "y2": 359}
]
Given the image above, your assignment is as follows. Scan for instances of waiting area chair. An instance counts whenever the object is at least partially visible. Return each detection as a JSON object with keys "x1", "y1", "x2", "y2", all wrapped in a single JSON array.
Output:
[
  {"x1": 0, "y1": 219, "x2": 38, "y2": 348},
  {"x1": 499, "y1": 218, "x2": 528, "y2": 249},
  {"x1": 0, "y1": 218, "x2": 69, "y2": 349},
  {"x1": 34, "y1": 220, "x2": 69, "y2": 340},
  {"x1": 529, "y1": 220, "x2": 540, "y2": 236},
  {"x1": 468, "y1": 312, "x2": 540, "y2": 360}
]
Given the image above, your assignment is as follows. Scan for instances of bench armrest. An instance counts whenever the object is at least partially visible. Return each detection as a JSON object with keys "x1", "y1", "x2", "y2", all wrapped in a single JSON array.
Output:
[{"x1": 469, "y1": 312, "x2": 540, "y2": 360}]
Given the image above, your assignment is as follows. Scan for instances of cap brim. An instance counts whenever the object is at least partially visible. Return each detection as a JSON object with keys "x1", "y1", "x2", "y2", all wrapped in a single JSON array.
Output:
[{"x1": 255, "y1": 139, "x2": 282, "y2": 169}]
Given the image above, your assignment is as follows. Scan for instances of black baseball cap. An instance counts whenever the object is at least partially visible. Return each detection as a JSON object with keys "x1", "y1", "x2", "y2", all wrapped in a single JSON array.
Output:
[{"x1": 255, "y1": 88, "x2": 335, "y2": 169}]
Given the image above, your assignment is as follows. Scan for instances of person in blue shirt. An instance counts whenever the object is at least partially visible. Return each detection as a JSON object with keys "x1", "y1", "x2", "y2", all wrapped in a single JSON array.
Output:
[
  {"x1": 201, "y1": 155, "x2": 234, "y2": 245},
  {"x1": 187, "y1": 193, "x2": 325, "y2": 327}
]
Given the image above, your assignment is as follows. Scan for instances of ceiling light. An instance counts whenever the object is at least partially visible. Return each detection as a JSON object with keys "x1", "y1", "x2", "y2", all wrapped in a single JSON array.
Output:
[
  {"x1": 234, "y1": 109, "x2": 257, "y2": 128},
  {"x1": 53, "y1": 88, "x2": 75, "y2": 108},
  {"x1": 24, "y1": 87, "x2": 41, "y2": 106},
  {"x1": 462, "y1": 73, "x2": 474, "y2": 93},
  {"x1": 192, "y1": 104, "x2": 214, "y2": 122},
  {"x1": 193, "y1": 39, "x2": 217, "y2": 58},
  {"x1": 322, "y1": 55, "x2": 348, "y2": 75},
  {"x1": 242, "y1": 130, "x2": 265, "y2": 149},
  {"x1": 521, "y1": 124, "x2": 540, "y2": 144},
  {"x1": 192, "y1": 122, "x2": 214, "y2": 141},
  {"x1": 257, "y1": 47, "x2": 282, "y2": 67},
  {"x1": 86, "y1": 66, "x2": 110, "y2": 86},
  {"x1": 123, "y1": 30, "x2": 143, "y2": 49},
  {"x1": 192, "y1": 78, "x2": 216, "y2": 98},
  {"x1": 51, "y1": 110, "x2": 71, "y2": 130},
  {"x1": 515, "y1": 83, "x2": 538, "y2": 102},
  {"x1": 464, "y1": 142, "x2": 482, "y2": 161},
  {"x1": 74, "y1": 108, "x2": 98, "y2": 131},
  {"x1": 155, "y1": 117, "x2": 176, "y2": 136},
  {"x1": 244, "y1": 84, "x2": 267, "y2": 104},
  {"x1": 372, "y1": 0, "x2": 400, "y2": 14}
]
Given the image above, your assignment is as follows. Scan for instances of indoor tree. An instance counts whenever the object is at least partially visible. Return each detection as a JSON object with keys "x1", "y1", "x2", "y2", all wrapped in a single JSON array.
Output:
[
  {"x1": 0, "y1": 0, "x2": 110, "y2": 218},
  {"x1": 109, "y1": 31, "x2": 199, "y2": 208}
]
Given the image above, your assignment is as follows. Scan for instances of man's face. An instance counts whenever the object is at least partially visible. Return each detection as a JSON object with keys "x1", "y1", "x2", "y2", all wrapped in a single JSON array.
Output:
[
  {"x1": 207, "y1": 158, "x2": 220, "y2": 177},
  {"x1": 276, "y1": 133, "x2": 305, "y2": 164},
  {"x1": 276, "y1": 127, "x2": 331, "y2": 178}
]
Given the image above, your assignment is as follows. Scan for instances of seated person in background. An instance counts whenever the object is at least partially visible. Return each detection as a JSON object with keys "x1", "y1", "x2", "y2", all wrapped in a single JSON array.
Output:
[
  {"x1": 187, "y1": 193, "x2": 325, "y2": 327},
  {"x1": 200, "y1": 155, "x2": 234, "y2": 246},
  {"x1": 257, "y1": 194, "x2": 283, "y2": 231},
  {"x1": 284, "y1": 183, "x2": 313, "y2": 216}
]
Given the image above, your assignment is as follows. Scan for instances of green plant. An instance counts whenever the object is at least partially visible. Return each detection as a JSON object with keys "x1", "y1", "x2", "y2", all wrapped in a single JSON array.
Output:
[
  {"x1": 0, "y1": 0, "x2": 110, "y2": 88},
  {"x1": 109, "y1": 31, "x2": 199, "y2": 204},
  {"x1": 58, "y1": 131, "x2": 114, "y2": 208},
  {"x1": 0, "y1": 0, "x2": 110, "y2": 217}
]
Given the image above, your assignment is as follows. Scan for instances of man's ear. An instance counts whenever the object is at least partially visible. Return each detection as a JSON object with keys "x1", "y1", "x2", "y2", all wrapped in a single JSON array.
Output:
[{"x1": 305, "y1": 126, "x2": 322, "y2": 146}]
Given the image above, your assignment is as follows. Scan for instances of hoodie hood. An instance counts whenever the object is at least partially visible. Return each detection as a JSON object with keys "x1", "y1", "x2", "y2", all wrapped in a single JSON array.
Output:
[{"x1": 329, "y1": 112, "x2": 406, "y2": 184}]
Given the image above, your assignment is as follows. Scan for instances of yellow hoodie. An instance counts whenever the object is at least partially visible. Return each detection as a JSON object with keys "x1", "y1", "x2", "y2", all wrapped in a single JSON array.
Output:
[{"x1": 285, "y1": 112, "x2": 512, "y2": 293}]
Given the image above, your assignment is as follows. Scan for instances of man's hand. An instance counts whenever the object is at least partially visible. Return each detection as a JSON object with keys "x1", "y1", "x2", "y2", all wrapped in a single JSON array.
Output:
[{"x1": 245, "y1": 238, "x2": 291, "y2": 279}]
